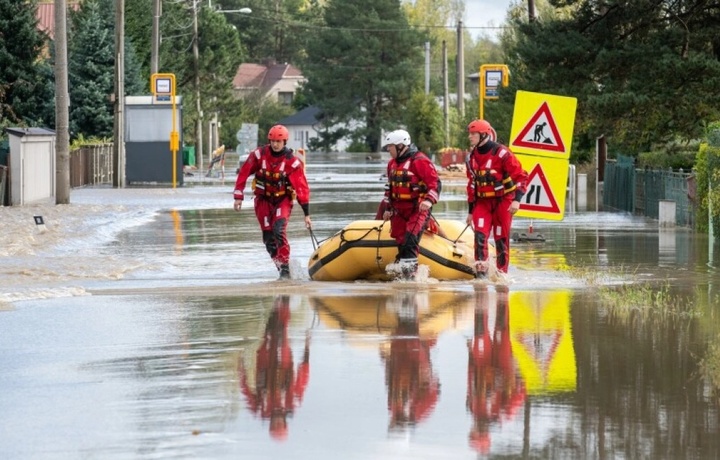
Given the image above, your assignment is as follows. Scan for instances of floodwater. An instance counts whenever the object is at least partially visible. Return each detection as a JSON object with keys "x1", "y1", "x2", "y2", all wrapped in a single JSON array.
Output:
[{"x1": 3, "y1": 154, "x2": 720, "y2": 459}]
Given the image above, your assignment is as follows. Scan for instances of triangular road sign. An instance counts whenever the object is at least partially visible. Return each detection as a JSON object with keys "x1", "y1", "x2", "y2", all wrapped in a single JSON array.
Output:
[
  {"x1": 520, "y1": 164, "x2": 560, "y2": 213},
  {"x1": 512, "y1": 102, "x2": 565, "y2": 153}
]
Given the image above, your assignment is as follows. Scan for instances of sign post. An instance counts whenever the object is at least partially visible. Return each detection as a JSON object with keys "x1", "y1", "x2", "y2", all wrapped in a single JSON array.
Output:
[{"x1": 151, "y1": 73, "x2": 179, "y2": 187}]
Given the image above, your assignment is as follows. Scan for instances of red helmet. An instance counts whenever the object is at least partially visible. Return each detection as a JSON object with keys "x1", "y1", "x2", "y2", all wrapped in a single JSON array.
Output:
[
  {"x1": 467, "y1": 119, "x2": 496, "y2": 141},
  {"x1": 268, "y1": 124, "x2": 289, "y2": 141}
]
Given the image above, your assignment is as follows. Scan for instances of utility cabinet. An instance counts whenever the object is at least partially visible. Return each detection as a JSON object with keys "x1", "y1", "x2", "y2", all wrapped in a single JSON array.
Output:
[
  {"x1": 5, "y1": 127, "x2": 56, "y2": 206},
  {"x1": 125, "y1": 95, "x2": 183, "y2": 185}
]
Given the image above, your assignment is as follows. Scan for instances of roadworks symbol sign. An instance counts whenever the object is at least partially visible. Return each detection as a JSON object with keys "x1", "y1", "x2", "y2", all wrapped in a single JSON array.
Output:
[
  {"x1": 512, "y1": 102, "x2": 565, "y2": 153},
  {"x1": 520, "y1": 163, "x2": 560, "y2": 214}
]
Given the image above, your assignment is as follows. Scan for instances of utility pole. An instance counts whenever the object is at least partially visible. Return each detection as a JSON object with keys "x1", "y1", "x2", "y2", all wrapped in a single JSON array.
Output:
[
  {"x1": 456, "y1": 20, "x2": 465, "y2": 118},
  {"x1": 528, "y1": 0, "x2": 536, "y2": 22},
  {"x1": 424, "y1": 42, "x2": 430, "y2": 95},
  {"x1": 54, "y1": 0, "x2": 70, "y2": 204},
  {"x1": 113, "y1": 0, "x2": 125, "y2": 187},
  {"x1": 151, "y1": 0, "x2": 160, "y2": 74},
  {"x1": 192, "y1": 0, "x2": 204, "y2": 174},
  {"x1": 442, "y1": 41, "x2": 449, "y2": 147}
]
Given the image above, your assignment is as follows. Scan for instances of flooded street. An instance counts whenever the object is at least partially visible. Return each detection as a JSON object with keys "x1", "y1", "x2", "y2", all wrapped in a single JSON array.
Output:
[{"x1": 3, "y1": 154, "x2": 720, "y2": 459}]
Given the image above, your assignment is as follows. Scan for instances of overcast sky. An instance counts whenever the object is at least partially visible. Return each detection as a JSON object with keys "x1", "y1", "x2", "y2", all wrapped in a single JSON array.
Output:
[{"x1": 463, "y1": 0, "x2": 514, "y2": 40}]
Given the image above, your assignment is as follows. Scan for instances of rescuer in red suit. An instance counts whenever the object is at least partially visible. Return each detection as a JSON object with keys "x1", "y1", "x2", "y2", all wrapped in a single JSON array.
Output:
[
  {"x1": 233, "y1": 124, "x2": 312, "y2": 280},
  {"x1": 467, "y1": 286, "x2": 526, "y2": 453},
  {"x1": 239, "y1": 295, "x2": 310, "y2": 441},
  {"x1": 382, "y1": 292, "x2": 440, "y2": 429},
  {"x1": 380, "y1": 129, "x2": 440, "y2": 280},
  {"x1": 465, "y1": 120, "x2": 528, "y2": 276}
]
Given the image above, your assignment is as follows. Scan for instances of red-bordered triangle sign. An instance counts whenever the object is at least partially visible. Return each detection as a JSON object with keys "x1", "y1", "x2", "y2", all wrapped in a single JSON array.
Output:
[
  {"x1": 512, "y1": 102, "x2": 565, "y2": 153},
  {"x1": 520, "y1": 164, "x2": 560, "y2": 213}
]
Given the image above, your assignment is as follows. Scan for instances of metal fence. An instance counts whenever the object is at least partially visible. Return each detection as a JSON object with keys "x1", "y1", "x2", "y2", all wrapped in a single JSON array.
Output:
[
  {"x1": 70, "y1": 144, "x2": 114, "y2": 188},
  {"x1": 604, "y1": 154, "x2": 695, "y2": 227}
]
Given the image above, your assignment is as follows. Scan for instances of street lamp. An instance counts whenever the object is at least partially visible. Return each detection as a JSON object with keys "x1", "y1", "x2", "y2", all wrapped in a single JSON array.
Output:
[{"x1": 216, "y1": 7, "x2": 252, "y2": 14}]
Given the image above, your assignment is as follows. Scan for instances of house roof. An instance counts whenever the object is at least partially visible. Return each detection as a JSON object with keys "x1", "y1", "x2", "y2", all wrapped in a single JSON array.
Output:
[
  {"x1": 232, "y1": 62, "x2": 304, "y2": 89},
  {"x1": 36, "y1": 1, "x2": 80, "y2": 39},
  {"x1": 278, "y1": 106, "x2": 323, "y2": 127}
]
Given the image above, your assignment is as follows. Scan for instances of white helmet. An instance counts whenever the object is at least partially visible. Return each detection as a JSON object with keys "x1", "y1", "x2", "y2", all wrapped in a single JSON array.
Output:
[{"x1": 382, "y1": 129, "x2": 411, "y2": 149}]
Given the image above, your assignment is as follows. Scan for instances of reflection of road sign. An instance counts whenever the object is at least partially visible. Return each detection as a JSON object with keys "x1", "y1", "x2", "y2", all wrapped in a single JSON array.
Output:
[
  {"x1": 509, "y1": 290, "x2": 577, "y2": 395},
  {"x1": 516, "y1": 154, "x2": 569, "y2": 220},
  {"x1": 510, "y1": 91, "x2": 577, "y2": 160}
]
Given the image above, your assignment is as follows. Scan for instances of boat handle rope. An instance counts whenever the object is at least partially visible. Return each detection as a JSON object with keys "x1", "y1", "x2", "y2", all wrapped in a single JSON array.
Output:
[
  {"x1": 308, "y1": 228, "x2": 321, "y2": 251},
  {"x1": 451, "y1": 223, "x2": 472, "y2": 245}
]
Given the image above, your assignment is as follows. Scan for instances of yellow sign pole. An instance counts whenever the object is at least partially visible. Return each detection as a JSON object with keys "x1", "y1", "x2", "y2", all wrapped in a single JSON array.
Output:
[
  {"x1": 478, "y1": 64, "x2": 510, "y2": 120},
  {"x1": 151, "y1": 73, "x2": 179, "y2": 188}
]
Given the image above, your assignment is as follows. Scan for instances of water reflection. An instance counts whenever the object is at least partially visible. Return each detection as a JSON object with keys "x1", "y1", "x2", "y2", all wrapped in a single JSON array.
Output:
[
  {"x1": 467, "y1": 287, "x2": 526, "y2": 454},
  {"x1": 382, "y1": 291, "x2": 441, "y2": 430},
  {"x1": 238, "y1": 295, "x2": 311, "y2": 441}
]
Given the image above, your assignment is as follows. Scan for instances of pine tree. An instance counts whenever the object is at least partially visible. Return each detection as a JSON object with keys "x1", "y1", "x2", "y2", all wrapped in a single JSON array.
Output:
[
  {"x1": 301, "y1": 0, "x2": 425, "y2": 151},
  {"x1": 0, "y1": 0, "x2": 52, "y2": 130},
  {"x1": 68, "y1": 0, "x2": 143, "y2": 139}
]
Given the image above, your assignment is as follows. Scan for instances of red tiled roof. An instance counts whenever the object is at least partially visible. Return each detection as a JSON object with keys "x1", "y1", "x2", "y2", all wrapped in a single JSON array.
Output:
[{"x1": 36, "y1": 1, "x2": 80, "y2": 39}]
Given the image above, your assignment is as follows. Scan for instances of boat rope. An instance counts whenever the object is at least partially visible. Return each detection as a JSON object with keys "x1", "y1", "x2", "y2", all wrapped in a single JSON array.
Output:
[
  {"x1": 308, "y1": 228, "x2": 321, "y2": 250},
  {"x1": 451, "y1": 224, "x2": 472, "y2": 245}
]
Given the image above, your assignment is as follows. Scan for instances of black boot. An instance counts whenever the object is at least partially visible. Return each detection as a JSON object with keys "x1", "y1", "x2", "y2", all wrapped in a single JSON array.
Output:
[{"x1": 278, "y1": 264, "x2": 291, "y2": 280}]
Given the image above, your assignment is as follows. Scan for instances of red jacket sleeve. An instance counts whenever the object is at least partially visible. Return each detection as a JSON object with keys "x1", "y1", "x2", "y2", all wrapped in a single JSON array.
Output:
[
  {"x1": 287, "y1": 156, "x2": 311, "y2": 206},
  {"x1": 233, "y1": 147, "x2": 262, "y2": 200},
  {"x1": 413, "y1": 154, "x2": 440, "y2": 204}
]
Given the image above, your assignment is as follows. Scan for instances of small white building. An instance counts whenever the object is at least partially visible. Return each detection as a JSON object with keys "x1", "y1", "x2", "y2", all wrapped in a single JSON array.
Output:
[{"x1": 5, "y1": 127, "x2": 56, "y2": 206}]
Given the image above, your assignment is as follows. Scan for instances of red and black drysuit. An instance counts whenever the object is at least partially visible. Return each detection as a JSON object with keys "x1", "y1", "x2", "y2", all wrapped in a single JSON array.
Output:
[
  {"x1": 234, "y1": 145, "x2": 310, "y2": 272},
  {"x1": 467, "y1": 289, "x2": 526, "y2": 453},
  {"x1": 239, "y1": 295, "x2": 310, "y2": 441},
  {"x1": 382, "y1": 145, "x2": 440, "y2": 262},
  {"x1": 466, "y1": 140, "x2": 527, "y2": 273}
]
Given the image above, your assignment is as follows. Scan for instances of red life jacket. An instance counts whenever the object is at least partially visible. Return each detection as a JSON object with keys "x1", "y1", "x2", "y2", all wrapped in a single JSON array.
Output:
[
  {"x1": 467, "y1": 145, "x2": 518, "y2": 199},
  {"x1": 388, "y1": 151, "x2": 434, "y2": 202},
  {"x1": 253, "y1": 147, "x2": 301, "y2": 200}
]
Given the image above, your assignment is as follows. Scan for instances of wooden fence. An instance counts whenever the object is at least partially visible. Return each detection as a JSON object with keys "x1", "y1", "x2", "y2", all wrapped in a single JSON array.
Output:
[{"x1": 70, "y1": 144, "x2": 114, "y2": 188}]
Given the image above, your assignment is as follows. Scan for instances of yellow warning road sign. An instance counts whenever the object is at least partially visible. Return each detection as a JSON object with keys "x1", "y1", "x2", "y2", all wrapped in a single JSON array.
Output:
[
  {"x1": 516, "y1": 154, "x2": 569, "y2": 220},
  {"x1": 510, "y1": 91, "x2": 577, "y2": 160}
]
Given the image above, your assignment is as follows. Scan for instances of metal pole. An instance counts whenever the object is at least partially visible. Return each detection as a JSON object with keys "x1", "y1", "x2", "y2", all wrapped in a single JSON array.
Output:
[
  {"x1": 151, "y1": 0, "x2": 160, "y2": 74},
  {"x1": 456, "y1": 21, "x2": 465, "y2": 117},
  {"x1": 424, "y1": 42, "x2": 430, "y2": 95},
  {"x1": 443, "y1": 41, "x2": 449, "y2": 146}
]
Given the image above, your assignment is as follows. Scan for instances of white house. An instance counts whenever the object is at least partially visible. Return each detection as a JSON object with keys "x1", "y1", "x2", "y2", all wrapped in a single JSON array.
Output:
[{"x1": 277, "y1": 106, "x2": 357, "y2": 153}]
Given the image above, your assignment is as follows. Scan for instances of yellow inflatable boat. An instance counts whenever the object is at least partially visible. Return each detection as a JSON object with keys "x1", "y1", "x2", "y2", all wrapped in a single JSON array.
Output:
[{"x1": 307, "y1": 219, "x2": 475, "y2": 281}]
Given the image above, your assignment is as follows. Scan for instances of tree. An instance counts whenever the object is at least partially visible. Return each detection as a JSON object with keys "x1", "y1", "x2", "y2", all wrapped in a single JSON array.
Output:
[
  {"x1": 0, "y1": 0, "x2": 52, "y2": 131},
  {"x1": 219, "y1": 0, "x2": 324, "y2": 64},
  {"x1": 404, "y1": 89, "x2": 445, "y2": 154},
  {"x1": 503, "y1": 0, "x2": 720, "y2": 157},
  {"x1": 68, "y1": 0, "x2": 144, "y2": 139},
  {"x1": 301, "y1": 0, "x2": 426, "y2": 151}
]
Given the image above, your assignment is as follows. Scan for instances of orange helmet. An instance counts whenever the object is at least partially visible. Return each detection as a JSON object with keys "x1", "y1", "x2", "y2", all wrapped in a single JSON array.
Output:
[
  {"x1": 467, "y1": 119, "x2": 496, "y2": 141},
  {"x1": 268, "y1": 124, "x2": 289, "y2": 141}
]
